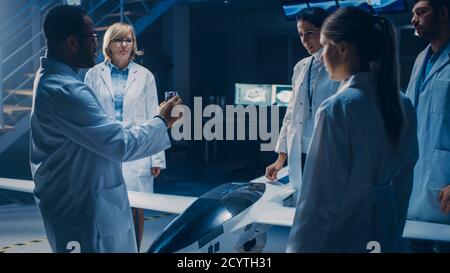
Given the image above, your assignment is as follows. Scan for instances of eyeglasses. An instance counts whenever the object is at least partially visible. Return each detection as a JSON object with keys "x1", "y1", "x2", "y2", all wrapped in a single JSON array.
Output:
[{"x1": 112, "y1": 38, "x2": 133, "y2": 46}]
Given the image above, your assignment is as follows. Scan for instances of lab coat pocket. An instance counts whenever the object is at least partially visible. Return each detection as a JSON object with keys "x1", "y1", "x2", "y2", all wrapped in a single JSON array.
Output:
[
  {"x1": 428, "y1": 149, "x2": 450, "y2": 190},
  {"x1": 137, "y1": 157, "x2": 152, "y2": 176},
  {"x1": 93, "y1": 183, "x2": 133, "y2": 238},
  {"x1": 133, "y1": 92, "x2": 148, "y2": 122},
  {"x1": 123, "y1": 157, "x2": 151, "y2": 177},
  {"x1": 430, "y1": 79, "x2": 450, "y2": 114}
]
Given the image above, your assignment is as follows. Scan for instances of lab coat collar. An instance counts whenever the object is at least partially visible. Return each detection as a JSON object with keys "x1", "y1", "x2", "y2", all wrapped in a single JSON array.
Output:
[
  {"x1": 337, "y1": 70, "x2": 376, "y2": 94},
  {"x1": 100, "y1": 61, "x2": 115, "y2": 101},
  {"x1": 107, "y1": 60, "x2": 132, "y2": 72},
  {"x1": 422, "y1": 41, "x2": 450, "y2": 86},
  {"x1": 101, "y1": 61, "x2": 140, "y2": 97},
  {"x1": 41, "y1": 52, "x2": 81, "y2": 79},
  {"x1": 124, "y1": 61, "x2": 139, "y2": 95},
  {"x1": 312, "y1": 48, "x2": 323, "y2": 62}
]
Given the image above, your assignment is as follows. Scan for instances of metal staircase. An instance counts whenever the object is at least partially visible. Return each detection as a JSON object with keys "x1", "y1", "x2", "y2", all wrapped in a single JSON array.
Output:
[
  {"x1": 0, "y1": 0, "x2": 60, "y2": 154},
  {"x1": 0, "y1": 0, "x2": 182, "y2": 155}
]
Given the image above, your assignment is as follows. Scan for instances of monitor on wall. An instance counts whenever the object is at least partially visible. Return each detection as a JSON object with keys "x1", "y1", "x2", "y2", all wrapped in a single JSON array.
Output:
[
  {"x1": 234, "y1": 84, "x2": 275, "y2": 106},
  {"x1": 234, "y1": 83, "x2": 293, "y2": 107},
  {"x1": 281, "y1": 0, "x2": 407, "y2": 20},
  {"x1": 274, "y1": 85, "x2": 293, "y2": 107},
  {"x1": 282, "y1": 2, "x2": 310, "y2": 20}
]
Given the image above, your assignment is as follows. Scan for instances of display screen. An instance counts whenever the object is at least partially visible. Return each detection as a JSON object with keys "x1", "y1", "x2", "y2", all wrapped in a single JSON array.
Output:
[
  {"x1": 274, "y1": 85, "x2": 293, "y2": 107},
  {"x1": 281, "y1": 0, "x2": 407, "y2": 20},
  {"x1": 308, "y1": 0, "x2": 339, "y2": 12},
  {"x1": 234, "y1": 84, "x2": 275, "y2": 106},
  {"x1": 338, "y1": 0, "x2": 371, "y2": 12},
  {"x1": 370, "y1": 0, "x2": 407, "y2": 13},
  {"x1": 234, "y1": 83, "x2": 293, "y2": 107},
  {"x1": 282, "y1": 3, "x2": 309, "y2": 20}
]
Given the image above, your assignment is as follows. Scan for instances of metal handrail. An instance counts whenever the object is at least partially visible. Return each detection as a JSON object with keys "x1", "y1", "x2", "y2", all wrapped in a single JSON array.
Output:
[
  {"x1": 1, "y1": 0, "x2": 178, "y2": 102},
  {"x1": 0, "y1": 0, "x2": 60, "y2": 41},
  {"x1": 87, "y1": 0, "x2": 110, "y2": 17},
  {"x1": 94, "y1": 4, "x2": 121, "y2": 28},
  {"x1": 0, "y1": 14, "x2": 31, "y2": 44},
  {"x1": 120, "y1": 0, "x2": 125, "y2": 23},
  {"x1": 2, "y1": 46, "x2": 45, "y2": 83},
  {"x1": 0, "y1": 0, "x2": 60, "y2": 92},
  {"x1": 3, "y1": 20, "x2": 31, "y2": 49},
  {"x1": 2, "y1": 31, "x2": 44, "y2": 65},
  {"x1": 0, "y1": 1, "x2": 35, "y2": 33},
  {"x1": 134, "y1": 0, "x2": 178, "y2": 34},
  {"x1": 13, "y1": 66, "x2": 40, "y2": 91}
]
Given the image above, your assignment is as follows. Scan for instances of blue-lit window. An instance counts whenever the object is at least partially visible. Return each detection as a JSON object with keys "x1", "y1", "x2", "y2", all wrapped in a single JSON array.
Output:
[
  {"x1": 281, "y1": 0, "x2": 407, "y2": 20},
  {"x1": 282, "y1": 3, "x2": 309, "y2": 20},
  {"x1": 308, "y1": 0, "x2": 338, "y2": 11}
]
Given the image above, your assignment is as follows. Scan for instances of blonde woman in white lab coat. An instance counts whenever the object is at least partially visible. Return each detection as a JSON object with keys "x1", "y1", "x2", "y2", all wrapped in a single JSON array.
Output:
[{"x1": 85, "y1": 23, "x2": 166, "y2": 251}]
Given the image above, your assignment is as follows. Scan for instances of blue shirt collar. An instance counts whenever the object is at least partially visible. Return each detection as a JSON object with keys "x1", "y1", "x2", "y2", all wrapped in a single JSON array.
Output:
[
  {"x1": 107, "y1": 60, "x2": 132, "y2": 72},
  {"x1": 312, "y1": 47, "x2": 323, "y2": 62},
  {"x1": 45, "y1": 50, "x2": 79, "y2": 73},
  {"x1": 425, "y1": 39, "x2": 450, "y2": 63}
]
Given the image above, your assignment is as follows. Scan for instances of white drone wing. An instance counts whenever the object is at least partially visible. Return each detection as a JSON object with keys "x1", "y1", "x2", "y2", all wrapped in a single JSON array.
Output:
[
  {"x1": 0, "y1": 178, "x2": 34, "y2": 193},
  {"x1": 127, "y1": 191, "x2": 195, "y2": 214},
  {"x1": 1, "y1": 174, "x2": 450, "y2": 242},
  {"x1": 0, "y1": 177, "x2": 195, "y2": 214},
  {"x1": 255, "y1": 204, "x2": 450, "y2": 242}
]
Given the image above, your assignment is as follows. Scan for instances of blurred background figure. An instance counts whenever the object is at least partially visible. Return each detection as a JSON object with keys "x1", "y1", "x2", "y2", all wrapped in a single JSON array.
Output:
[
  {"x1": 406, "y1": 0, "x2": 450, "y2": 253},
  {"x1": 85, "y1": 22, "x2": 166, "y2": 251}
]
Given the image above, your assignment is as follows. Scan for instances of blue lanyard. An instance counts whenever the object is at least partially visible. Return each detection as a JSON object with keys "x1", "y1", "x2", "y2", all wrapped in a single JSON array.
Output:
[{"x1": 307, "y1": 58, "x2": 314, "y2": 116}]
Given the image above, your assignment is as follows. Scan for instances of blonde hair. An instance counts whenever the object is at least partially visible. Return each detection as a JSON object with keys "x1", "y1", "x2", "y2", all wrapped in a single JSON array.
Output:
[{"x1": 103, "y1": 22, "x2": 143, "y2": 62}]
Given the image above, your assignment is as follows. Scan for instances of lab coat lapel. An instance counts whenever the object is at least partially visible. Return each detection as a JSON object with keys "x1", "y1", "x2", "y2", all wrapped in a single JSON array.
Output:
[
  {"x1": 124, "y1": 62, "x2": 138, "y2": 96},
  {"x1": 296, "y1": 57, "x2": 313, "y2": 88},
  {"x1": 422, "y1": 43, "x2": 450, "y2": 88},
  {"x1": 409, "y1": 47, "x2": 428, "y2": 107},
  {"x1": 293, "y1": 56, "x2": 313, "y2": 105},
  {"x1": 100, "y1": 62, "x2": 114, "y2": 101}
]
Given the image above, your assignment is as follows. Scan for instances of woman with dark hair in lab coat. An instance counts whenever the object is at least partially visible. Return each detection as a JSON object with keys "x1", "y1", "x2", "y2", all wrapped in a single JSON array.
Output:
[
  {"x1": 287, "y1": 7, "x2": 419, "y2": 252},
  {"x1": 265, "y1": 8, "x2": 340, "y2": 204}
]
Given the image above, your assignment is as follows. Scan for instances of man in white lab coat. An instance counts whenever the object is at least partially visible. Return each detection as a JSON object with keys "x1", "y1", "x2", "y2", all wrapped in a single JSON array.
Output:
[
  {"x1": 406, "y1": 0, "x2": 450, "y2": 252},
  {"x1": 265, "y1": 8, "x2": 340, "y2": 203},
  {"x1": 30, "y1": 5, "x2": 182, "y2": 253}
]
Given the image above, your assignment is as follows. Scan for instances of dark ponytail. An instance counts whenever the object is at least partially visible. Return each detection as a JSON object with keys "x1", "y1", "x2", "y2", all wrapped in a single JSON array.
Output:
[
  {"x1": 376, "y1": 16, "x2": 404, "y2": 147},
  {"x1": 322, "y1": 7, "x2": 405, "y2": 146}
]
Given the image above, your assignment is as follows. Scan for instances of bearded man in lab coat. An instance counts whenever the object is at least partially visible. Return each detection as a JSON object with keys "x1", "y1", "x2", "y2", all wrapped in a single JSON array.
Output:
[
  {"x1": 406, "y1": 0, "x2": 450, "y2": 253},
  {"x1": 30, "y1": 5, "x2": 182, "y2": 253},
  {"x1": 265, "y1": 8, "x2": 340, "y2": 203}
]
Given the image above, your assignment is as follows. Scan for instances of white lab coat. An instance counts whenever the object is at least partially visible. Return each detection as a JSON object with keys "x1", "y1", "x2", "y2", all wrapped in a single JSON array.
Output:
[
  {"x1": 275, "y1": 53, "x2": 340, "y2": 202},
  {"x1": 287, "y1": 71, "x2": 419, "y2": 252},
  {"x1": 30, "y1": 55, "x2": 171, "y2": 253},
  {"x1": 406, "y1": 43, "x2": 450, "y2": 224},
  {"x1": 85, "y1": 61, "x2": 165, "y2": 193}
]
